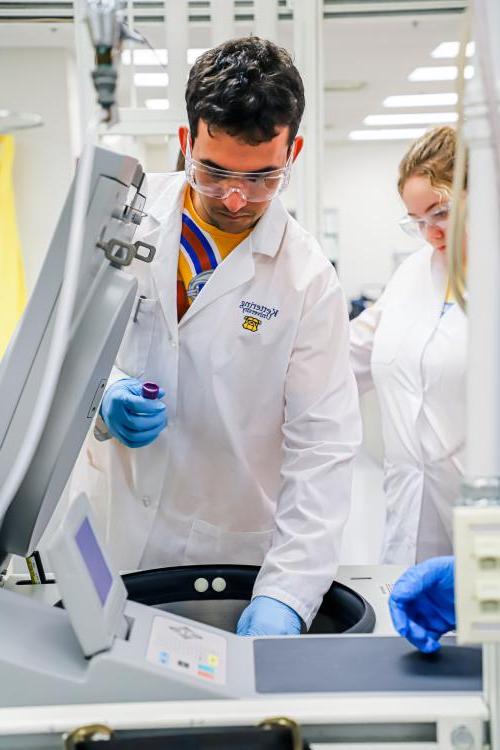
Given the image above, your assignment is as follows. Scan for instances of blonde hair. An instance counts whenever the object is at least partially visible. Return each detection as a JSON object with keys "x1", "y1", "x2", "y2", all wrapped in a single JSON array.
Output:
[{"x1": 398, "y1": 126, "x2": 465, "y2": 197}]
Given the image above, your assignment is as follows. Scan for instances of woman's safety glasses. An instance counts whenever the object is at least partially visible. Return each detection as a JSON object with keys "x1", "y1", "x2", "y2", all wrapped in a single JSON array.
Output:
[
  {"x1": 184, "y1": 136, "x2": 293, "y2": 203},
  {"x1": 399, "y1": 202, "x2": 451, "y2": 239}
]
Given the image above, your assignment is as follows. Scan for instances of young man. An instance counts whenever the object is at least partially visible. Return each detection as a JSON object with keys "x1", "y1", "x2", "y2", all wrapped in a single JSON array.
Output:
[{"x1": 71, "y1": 37, "x2": 361, "y2": 636}]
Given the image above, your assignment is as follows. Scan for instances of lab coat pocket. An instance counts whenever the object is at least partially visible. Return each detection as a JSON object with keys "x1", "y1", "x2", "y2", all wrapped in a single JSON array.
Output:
[
  {"x1": 115, "y1": 295, "x2": 158, "y2": 380},
  {"x1": 184, "y1": 519, "x2": 274, "y2": 567},
  {"x1": 83, "y1": 462, "x2": 107, "y2": 506}
]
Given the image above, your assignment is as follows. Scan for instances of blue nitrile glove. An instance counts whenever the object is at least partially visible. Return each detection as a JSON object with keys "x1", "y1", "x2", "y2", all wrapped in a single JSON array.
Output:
[
  {"x1": 236, "y1": 596, "x2": 302, "y2": 637},
  {"x1": 100, "y1": 378, "x2": 167, "y2": 448},
  {"x1": 389, "y1": 556, "x2": 456, "y2": 654}
]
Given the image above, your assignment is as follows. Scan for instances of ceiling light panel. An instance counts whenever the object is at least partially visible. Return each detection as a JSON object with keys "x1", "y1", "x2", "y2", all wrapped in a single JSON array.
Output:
[
  {"x1": 408, "y1": 65, "x2": 474, "y2": 81},
  {"x1": 134, "y1": 73, "x2": 169, "y2": 87},
  {"x1": 383, "y1": 93, "x2": 458, "y2": 108},
  {"x1": 122, "y1": 49, "x2": 167, "y2": 66},
  {"x1": 349, "y1": 129, "x2": 427, "y2": 141},
  {"x1": 122, "y1": 49, "x2": 208, "y2": 66},
  {"x1": 431, "y1": 41, "x2": 475, "y2": 58},
  {"x1": 364, "y1": 112, "x2": 458, "y2": 126},
  {"x1": 145, "y1": 99, "x2": 170, "y2": 110}
]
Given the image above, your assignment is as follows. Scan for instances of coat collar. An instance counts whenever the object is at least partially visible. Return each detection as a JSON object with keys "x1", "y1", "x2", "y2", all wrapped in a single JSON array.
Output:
[
  {"x1": 429, "y1": 244, "x2": 449, "y2": 310},
  {"x1": 248, "y1": 196, "x2": 289, "y2": 258},
  {"x1": 146, "y1": 172, "x2": 186, "y2": 224},
  {"x1": 418, "y1": 243, "x2": 451, "y2": 330},
  {"x1": 145, "y1": 174, "x2": 185, "y2": 339},
  {"x1": 145, "y1": 173, "x2": 290, "y2": 331}
]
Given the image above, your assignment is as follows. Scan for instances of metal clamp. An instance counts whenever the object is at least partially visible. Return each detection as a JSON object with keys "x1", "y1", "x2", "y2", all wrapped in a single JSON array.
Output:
[
  {"x1": 123, "y1": 205, "x2": 147, "y2": 226},
  {"x1": 64, "y1": 723, "x2": 113, "y2": 749},
  {"x1": 97, "y1": 238, "x2": 156, "y2": 268},
  {"x1": 258, "y1": 716, "x2": 304, "y2": 750},
  {"x1": 134, "y1": 240, "x2": 156, "y2": 264},
  {"x1": 97, "y1": 238, "x2": 136, "y2": 267}
]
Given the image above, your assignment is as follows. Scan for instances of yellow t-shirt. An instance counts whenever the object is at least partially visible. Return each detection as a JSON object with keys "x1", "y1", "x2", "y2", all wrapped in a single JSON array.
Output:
[{"x1": 177, "y1": 188, "x2": 251, "y2": 320}]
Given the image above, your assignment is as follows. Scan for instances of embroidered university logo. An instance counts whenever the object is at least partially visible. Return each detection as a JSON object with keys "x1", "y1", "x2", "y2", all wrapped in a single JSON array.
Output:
[
  {"x1": 242, "y1": 316, "x2": 261, "y2": 332},
  {"x1": 239, "y1": 300, "x2": 279, "y2": 323}
]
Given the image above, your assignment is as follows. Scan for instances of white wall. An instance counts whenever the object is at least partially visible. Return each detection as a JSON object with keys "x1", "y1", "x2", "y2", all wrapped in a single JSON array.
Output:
[
  {"x1": 0, "y1": 48, "x2": 77, "y2": 293},
  {"x1": 324, "y1": 140, "x2": 423, "y2": 301},
  {"x1": 145, "y1": 141, "x2": 174, "y2": 172}
]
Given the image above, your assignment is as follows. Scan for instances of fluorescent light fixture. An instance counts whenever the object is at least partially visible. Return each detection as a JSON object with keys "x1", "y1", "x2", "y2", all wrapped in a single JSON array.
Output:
[
  {"x1": 187, "y1": 48, "x2": 209, "y2": 65},
  {"x1": 349, "y1": 128, "x2": 427, "y2": 141},
  {"x1": 134, "y1": 73, "x2": 168, "y2": 87},
  {"x1": 122, "y1": 49, "x2": 167, "y2": 66},
  {"x1": 431, "y1": 41, "x2": 475, "y2": 59},
  {"x1": 408, "y1": 65, "x2": 474, "y2": 81},
  {"x1": 122, "y1": 48, "x2": 208, "y2": 66},
  {"x1": 145, "y1": 99, "x2": 170, "y2": 110},
  {"x1": 364, "y1": 112, "x2": 458, "y2": 126},
  {"x1": 383, "y1": 93, "x2": 458, "y2": 108}
]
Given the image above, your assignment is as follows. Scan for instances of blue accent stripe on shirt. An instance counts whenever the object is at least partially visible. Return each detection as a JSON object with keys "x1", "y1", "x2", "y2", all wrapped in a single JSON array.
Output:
[
  {"x1": 182, "y1": 212, "x2": 219, "y2": 268},
  {"x1": 180, "y1": 234, "x2": 203, "y2": 274}
]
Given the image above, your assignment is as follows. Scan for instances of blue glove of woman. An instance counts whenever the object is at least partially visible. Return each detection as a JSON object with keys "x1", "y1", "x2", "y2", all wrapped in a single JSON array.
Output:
[
  {"x1": 100, "y1": 378, "x2": 167, "y2": 448},
  {"x1": 389, "y1": 556, "x2": 456, "y2": 654},
  {"x1": 236, "y1": 595, "x2": 302, "y2": 637}
]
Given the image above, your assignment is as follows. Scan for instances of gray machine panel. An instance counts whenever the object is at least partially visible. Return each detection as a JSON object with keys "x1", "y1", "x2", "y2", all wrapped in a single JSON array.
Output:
[
  {"x1": 254, "y1": 636, "x2": 482, "y2": 694},
  {"x1": 0, "y1": 147, "x2": 145, "y2": 562},
  {"x1": 0, "y1": 585, "x2": 484, "y2": 707}
]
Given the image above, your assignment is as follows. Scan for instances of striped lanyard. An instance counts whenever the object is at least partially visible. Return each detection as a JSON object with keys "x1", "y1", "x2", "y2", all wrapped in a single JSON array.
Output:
[{"x1": 177, "y1": 210, "x2": 222, "y2": 320}]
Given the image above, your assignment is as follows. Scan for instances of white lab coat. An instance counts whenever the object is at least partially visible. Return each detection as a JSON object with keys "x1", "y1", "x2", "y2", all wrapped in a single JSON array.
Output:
[
  {"x1": 70, "y1": 173, "x2": 361, "y2": 626},
  {"x1": 350, "y1": 245, "x2": 467, "y2": 565}
]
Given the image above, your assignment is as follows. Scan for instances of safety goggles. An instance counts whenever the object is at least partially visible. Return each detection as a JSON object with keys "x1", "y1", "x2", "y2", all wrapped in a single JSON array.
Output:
[
  {"x1": 184, "y1": 135, "x2": 293, "y2": 203},
  {"x1": 399, "y1": 202, "x2": 451, "y2": 239}
]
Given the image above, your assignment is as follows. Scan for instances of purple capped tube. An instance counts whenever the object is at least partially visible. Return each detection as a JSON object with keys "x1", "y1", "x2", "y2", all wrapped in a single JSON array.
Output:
[{"x1": 142, "y1": 382, "x2": 160, "y2": 400}]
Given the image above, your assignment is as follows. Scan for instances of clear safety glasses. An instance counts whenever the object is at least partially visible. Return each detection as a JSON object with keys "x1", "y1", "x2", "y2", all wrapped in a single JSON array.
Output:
[
  {"x1": 184, "y1": 136, "x2": 293, "y2": 203},
  {"x1": 399, "y1": 202, "x2": 451, "y2": 239}
]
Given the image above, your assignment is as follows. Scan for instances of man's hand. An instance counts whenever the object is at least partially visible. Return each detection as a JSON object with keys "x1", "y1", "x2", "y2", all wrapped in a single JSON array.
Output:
[
  {"x1": 100, "y1": 378, "x2": 167, "y2": 448},
  {"x1": 389, "y1": 556, "x2": 456, "y2": 653},
  {"x1": 236, "y1": 595, "x2": 302, "y2": 637}
]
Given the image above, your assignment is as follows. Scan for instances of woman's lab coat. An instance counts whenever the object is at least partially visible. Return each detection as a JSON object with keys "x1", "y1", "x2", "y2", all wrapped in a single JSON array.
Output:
[
  {"x1": 350, "y1": 245, "x2": 467, "y2": 565},
  {"x1": 70, "y1": 173, "x2": 361, "y2": 627}
]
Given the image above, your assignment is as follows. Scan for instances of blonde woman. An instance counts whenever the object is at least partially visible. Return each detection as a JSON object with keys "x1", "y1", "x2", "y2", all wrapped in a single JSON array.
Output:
[{"x1": 351, "y1": 126, "x2": 466, "y2": 565}]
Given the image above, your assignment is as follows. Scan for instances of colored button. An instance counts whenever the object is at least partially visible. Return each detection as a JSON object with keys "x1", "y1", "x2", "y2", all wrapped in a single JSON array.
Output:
[
  {"x1": 198, "y1": 664, "x2": 215, "y2": 674},
  {"x1": 159, "y1": 651, "x2": 169, "y2": 665}
]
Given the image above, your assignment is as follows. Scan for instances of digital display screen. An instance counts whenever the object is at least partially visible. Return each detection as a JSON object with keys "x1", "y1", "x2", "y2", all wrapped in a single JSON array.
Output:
[{"x1": 75, "y1": 517, "x2": 113, "y2": 606}]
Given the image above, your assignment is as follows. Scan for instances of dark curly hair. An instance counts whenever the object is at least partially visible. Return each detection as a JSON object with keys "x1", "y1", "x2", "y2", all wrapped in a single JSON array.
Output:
[{"x1": 185, "y1": 37, "x2": 305, "y2": 147}]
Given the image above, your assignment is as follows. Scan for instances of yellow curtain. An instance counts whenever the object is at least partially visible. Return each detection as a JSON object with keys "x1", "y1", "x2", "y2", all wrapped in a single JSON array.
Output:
[{"x1": 0, "y1": 135, "x2": 26, "y2": 358}]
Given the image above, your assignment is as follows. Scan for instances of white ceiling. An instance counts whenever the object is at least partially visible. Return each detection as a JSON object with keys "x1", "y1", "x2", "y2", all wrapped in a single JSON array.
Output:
[
  {"x1": 322, "y1": 13, "x2": 464, "y2": 140},
  {"x1": 0, "y1": 7, "x2": 465, "y2": 142}
]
